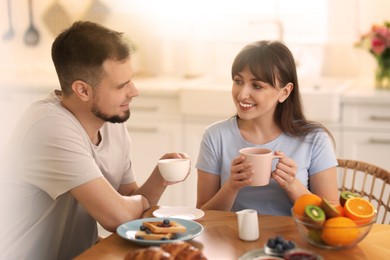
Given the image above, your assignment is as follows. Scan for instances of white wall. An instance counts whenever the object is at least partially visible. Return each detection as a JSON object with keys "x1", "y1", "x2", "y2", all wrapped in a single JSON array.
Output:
[{"x1": 0, "y1": 0, "x2": 389, "y2": 88}]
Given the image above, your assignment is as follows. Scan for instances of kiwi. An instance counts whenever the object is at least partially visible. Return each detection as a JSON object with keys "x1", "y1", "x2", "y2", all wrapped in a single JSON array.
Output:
[
  {"x1": 339, "y1": 191, "x2": 361, "y2": 206},
  {"x1": 320, "y1": 198, "x2": 341, "y2": 218},
  {"x1": 304, "y1": 205, "x2": 326, "y2": 227}
]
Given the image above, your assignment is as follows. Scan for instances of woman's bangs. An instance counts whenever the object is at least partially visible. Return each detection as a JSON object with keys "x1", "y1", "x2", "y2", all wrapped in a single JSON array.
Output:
[
  {"x1": 248, "y1": 57, "x2": 275, "y2": 85},
  {"x1": 232, "y1": 46, "x2": 276, "y2": 86}
]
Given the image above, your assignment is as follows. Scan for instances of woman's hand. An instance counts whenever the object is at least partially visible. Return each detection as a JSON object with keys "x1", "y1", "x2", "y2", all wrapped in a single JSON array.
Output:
[
  {"x1": 228, "y1": 155, "x2": 254, "y2": 190},
  {"x1": 271, "y1": 151, "x2": 298, "y2": 190}
]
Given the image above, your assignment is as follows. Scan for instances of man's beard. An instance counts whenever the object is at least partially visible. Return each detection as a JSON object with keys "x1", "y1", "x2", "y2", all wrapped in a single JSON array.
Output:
[{"x1": 91, "y1": 103, "x2": 130, "y2": 123}]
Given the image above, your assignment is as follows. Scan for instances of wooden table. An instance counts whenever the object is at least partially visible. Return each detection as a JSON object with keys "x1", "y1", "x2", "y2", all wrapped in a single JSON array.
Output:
[{"x1": 75, "y1": 208, "x2": 390, "y2": 260}]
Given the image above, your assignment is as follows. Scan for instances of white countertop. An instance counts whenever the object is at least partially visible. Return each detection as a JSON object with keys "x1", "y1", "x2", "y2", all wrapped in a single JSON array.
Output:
[
  {"x1": 342, "y1": 87, "x2": 390, "y2": 105},
  {"x1": 0, "y1": 73, "x2": 233, "y2": 98},
  {"x1": 1, "y1": 71, "x2": 390, "y2": 105}
]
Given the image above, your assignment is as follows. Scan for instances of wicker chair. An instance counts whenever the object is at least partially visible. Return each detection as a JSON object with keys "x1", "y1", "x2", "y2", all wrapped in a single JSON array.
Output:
[{"x1": 337, "y1": 159, "x2": 390, "y2": 224}]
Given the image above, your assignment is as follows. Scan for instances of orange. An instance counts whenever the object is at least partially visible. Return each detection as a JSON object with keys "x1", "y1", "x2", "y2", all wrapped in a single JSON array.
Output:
[
  {"x1": 344, "y1": 197, "x2": 376, "y2": 224},
  {"x1": 293, "y1": 194, "x2": 322, "y2": 217},
  {"x1": 321, "y1": 217, "x2": 360, "y2": 246},
  {"x1": 334, "y1": 204, "x2": 345, "y2": 217}
]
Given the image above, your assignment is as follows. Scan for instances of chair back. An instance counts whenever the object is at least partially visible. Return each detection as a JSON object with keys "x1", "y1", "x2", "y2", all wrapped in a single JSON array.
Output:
[{"x1": 337, "y1": 159, "x2": 390, "y2": 224}]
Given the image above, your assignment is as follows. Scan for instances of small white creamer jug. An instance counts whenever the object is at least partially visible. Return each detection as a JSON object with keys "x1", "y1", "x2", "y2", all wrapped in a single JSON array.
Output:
[{"x1": 236, "y1": 209, "x2": 259, "y2": 241}]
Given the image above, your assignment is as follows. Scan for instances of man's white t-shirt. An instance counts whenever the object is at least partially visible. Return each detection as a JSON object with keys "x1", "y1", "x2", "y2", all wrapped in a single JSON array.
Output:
[{"x1": 0, "y1": 91, "x2": 135, "y2": 260}]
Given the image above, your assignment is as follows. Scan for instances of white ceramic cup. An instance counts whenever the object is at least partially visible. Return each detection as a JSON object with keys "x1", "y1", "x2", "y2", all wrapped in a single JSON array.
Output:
[
  {"x1": 239, "y1": 147, "x2": 282, "y2": 186},
  {"x1": 157, "y1": 158, "x2": 190, "y2": 182},
  {"x1": 236, "y1": 209, "x2": 259, "y2": 241}
]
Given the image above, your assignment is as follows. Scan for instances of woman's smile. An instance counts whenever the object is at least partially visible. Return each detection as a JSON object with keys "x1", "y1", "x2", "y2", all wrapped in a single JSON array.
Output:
[{"x1": 239, "y1": 101, "x2": 256, "y2": 109}]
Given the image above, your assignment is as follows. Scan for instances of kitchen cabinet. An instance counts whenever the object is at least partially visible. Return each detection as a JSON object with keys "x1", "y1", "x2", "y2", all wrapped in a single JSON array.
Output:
[
  {"x1": 126, "y1": 95, "x2": 185, "y2": 206},
  {"x1": 341, "y1": 90, "x2": 390, "y2": 170},
  {"x1": 5, "y1": 78, "x2": 390, "y2": 239},
  {"x1": 180, "y1": 86, "x2": 236, "y2": 208},
  {"x1": 4, "y1": 78, "x2": 389, "y2": 209},
  {"x1": 322, "y1": 123, "x2": 343, "y2": 157},
  {"x1": 182, "y1": 117, "x2": 223, "y2": 207},
  {"x1": 127, "y1": 95, "x2": 227, "y2": 208},
  {"x1": 0, "y1": 88, "x2": 48, "y2": 155}
]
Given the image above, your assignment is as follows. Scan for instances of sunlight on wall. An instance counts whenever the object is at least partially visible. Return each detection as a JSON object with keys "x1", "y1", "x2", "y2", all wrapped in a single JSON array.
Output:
[
  {"x1": 6, "y1": 0, "x2": 389, "y2": 80},
  {"x1": 111, "y1": 0, "x2": 277, "y2": 14},
  {"x1": 105, "y1": 0, "x2": 328, "y2": 78},
  {"x1": 108, "y1": 0, "x2": 327, "y2": 43}
]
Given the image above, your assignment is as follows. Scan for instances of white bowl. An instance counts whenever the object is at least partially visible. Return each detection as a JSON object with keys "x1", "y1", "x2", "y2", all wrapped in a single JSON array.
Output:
[{"x1": 157, "y1": 158, "x2": 190, "y2": 182}]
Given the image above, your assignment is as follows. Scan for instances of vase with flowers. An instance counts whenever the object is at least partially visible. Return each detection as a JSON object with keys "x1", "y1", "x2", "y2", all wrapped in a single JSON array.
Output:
[{"x1": 356, "y1": 21, "x2": 390, "y2": 90}]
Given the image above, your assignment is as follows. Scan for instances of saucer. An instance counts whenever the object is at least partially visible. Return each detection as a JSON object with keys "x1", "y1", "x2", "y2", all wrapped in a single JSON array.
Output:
[{"x1": 153, "y1": 206, "x2": 205, "y2": 220}]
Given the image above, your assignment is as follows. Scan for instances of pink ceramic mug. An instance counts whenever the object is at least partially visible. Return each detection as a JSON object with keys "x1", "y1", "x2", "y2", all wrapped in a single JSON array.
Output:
[{"x1": 239, "y1": 147, "x2": 283, "y2": 186}]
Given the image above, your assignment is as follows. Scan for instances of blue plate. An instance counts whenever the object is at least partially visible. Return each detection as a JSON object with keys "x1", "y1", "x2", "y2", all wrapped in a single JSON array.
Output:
[{"x1": 116, "y1": 217, "x2": 204, "y2": 245}]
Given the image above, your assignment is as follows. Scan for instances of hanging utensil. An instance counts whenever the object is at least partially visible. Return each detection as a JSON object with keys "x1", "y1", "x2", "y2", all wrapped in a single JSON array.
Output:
[
  {"x1": 24, "y1": 0, "x2": 40, "y2": 46},
  {"x1": 43, "y1": 0, "x2": 71, "y2": 37},
  {"x1": 83, "y1": 0, "x2": 110, "y2": 24},
  {"x1": 3, "y1": 0, "x2": 15, "y2": 40}
]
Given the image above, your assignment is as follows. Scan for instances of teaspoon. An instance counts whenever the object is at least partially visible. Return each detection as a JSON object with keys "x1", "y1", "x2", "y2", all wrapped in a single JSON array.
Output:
[
  {"x1": 3, "y1": 0, "x2": 14, "y2": 40},
  {"x1": 24, "y1": 0, "x2": 40, "y2": 46}
]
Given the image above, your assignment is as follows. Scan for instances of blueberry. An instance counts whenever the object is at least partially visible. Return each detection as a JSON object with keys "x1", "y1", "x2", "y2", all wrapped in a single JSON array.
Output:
[
  {"x1": 275, "y1": 243, "x2": 284, "y2": 252},
  {"x1": 161, "y1": 237, "x2": 168, "y2": 240},
  {"x1": 275, "y1": 235, "x2": 284, "y2": 243},
  {"x1": 282, "y1": 241, "x2": 289, "y2": 250},
  {"x1": 267, "y1": 238, "x2": 276, "y2": 249},
  {"x1": 163, "y1": 219, "x2": 170, "y2": 225},
  {"x1": 287, "y1": 241, "x2": 295, "y2": 249},
  {"x1": 139, "y1": 225, "x2": 147, "y2": 231},
  {"x1": 145, "y1": 229, "x2": 151, "y2": 234},
  {"x1": 135, "y1": 236, "x2": 144, "y2": 240},
  {"x1": 266, "y1": 235, "x2": 297, "y2": 254}
]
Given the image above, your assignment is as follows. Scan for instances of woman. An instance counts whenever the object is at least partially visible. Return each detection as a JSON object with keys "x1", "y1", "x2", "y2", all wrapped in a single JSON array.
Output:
[{"x1": 196, "y1": 41, "x2": 339, "y2": 215}]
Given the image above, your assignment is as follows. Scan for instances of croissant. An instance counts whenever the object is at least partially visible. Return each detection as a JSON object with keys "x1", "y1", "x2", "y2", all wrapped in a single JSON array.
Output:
[
  {"x1": 124, "y1": 242, "x2": 207, "y2": 260},
  {"x1": 124, "y1": 246, "x2": 172, "y2": 260},
  {"x1": 159, "y1": 241, "x2": 192, "y2": 257},
  {"x1": 161, "y1": 241, "x2": 207, "y2": 260}
]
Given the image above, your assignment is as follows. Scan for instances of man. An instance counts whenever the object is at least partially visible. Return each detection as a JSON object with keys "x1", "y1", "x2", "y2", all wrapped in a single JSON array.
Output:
[{"x1": 0, "y1": 21, "x2": 188, "y2": 259}]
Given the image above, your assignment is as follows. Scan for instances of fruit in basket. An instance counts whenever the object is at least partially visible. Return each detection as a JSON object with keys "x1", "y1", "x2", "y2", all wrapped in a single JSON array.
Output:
[
  {"x1": 340, "y1": 191, "x2": 361, "y2": 206},
  {"x1": 344, "y1": 197, "x2": 376, "y2": 224},
  {"x1": 304, "y1": 205, "x2": 325, "y2": 227},
  {"x1": 293, "y1": 194, "x2": 322, "y2": 217},
  {"x1": 320, "y1": 198, "x2": 342, "y2": 218},
  {"x1": 293, "y1": 194, "x2": 376, "y2": 249},
  {"x1": 334, "y1": 204, "x2": 345, "y2": 217},
  {"x1": 320, "y1": 217, "x2": 360, "y2": 246}
]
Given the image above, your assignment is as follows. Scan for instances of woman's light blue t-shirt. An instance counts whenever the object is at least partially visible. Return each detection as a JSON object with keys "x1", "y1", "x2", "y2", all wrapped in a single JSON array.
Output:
[{"x1": 196, "y1": 116, "x2": 337, "y2": 216}]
